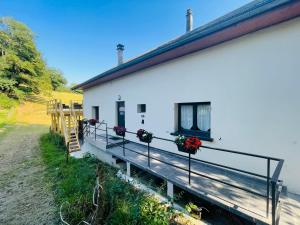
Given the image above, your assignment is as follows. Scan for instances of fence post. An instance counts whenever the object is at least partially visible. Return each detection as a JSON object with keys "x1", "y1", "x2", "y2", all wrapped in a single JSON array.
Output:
[
  {"x1": 123, "y1": 135, "x2": 125, "y2": 156},
  {"x1": 271, "y1": 181, "x2": 276, "y2": 225},
  {"x1": 66, "y1": 143, "x2": 69, "y2": 163},
  {"x1": 188, "y1": 153, "x2": 191, "y2": 185},
  {"x1": 266, "y1": 158, "x2": 270, "y2": 218},
  {"x1": 94, "y1": 124, "x2": 96, "y2": 140},
  {"x1": 105, "y1": 124, "x2": 108, "y2": 146},
  {"x1": 148, "y1": 142, "x2": 150, "y2": 168},
  {"x1": 82, "y1": 124, "x2": 85, "y2": 144}
]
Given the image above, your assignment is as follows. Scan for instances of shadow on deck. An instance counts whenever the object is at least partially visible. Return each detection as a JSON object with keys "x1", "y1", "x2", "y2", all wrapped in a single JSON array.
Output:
[{"x1": 81, "y1": 123, "x2": 284, "y2": 225}]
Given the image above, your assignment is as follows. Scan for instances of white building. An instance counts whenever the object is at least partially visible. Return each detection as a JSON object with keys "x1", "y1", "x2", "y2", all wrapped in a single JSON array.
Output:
[{"x1": 75, "y1": 0, "x2": 300, "y2": 196}]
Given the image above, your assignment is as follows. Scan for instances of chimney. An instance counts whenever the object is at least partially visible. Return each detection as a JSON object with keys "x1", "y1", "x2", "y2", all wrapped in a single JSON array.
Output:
[
  {"x1": 117, "y1": 44, "x2": 124, "y2": 65},
  {"x1": 186, "y1": 9, "x2": 193, "y2": 32}
]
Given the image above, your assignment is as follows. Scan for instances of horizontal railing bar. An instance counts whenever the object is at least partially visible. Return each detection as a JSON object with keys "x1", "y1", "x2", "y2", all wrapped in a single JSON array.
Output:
[
  {"x1": 120, "y1": 129, "x2": 281, "y2": 161},
  {"x1": 87, "y1": 126, "x2": 283, "y2": 192},
  {"x1": 191, "y1": 170, "x2": 267, "y2": 198},
  {"x1": 153, "y1": 136, "x2": 174, "y2": 142},
  {"x1": 123, "y1": 146, "x2": 148, "y2": 158},
  {"x1": 96, "y1": 128, "x2": 106, "y2": 132},
  {"x1": 200, "y1": 145, "x2": 281, "y2": 161},
  {"x1": 123, "y1": 139, "x2": 268, "y2": 179},
  {"x1": 116, "y1": 144, "x2": 267, "y2": 198}
]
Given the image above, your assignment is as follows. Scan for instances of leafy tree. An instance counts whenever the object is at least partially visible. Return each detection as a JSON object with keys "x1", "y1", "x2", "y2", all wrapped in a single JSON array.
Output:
[
  {"x1": 0, "y1": 17, "x2": 66, "y2": 99},
  {"x1": 48, "y1": 68, "x2": 67, "y2": 90}
]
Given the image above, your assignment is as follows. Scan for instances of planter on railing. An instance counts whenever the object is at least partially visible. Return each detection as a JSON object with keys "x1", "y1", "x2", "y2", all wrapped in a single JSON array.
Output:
[
  {"x1": 137, "y1": 129, "x2": 153, "y2": 143},
  {"x1": 113, "y1": 126, "x2": 126, "y2": 137},
  {"x1": 175, "y1": 135, "x2": 202, "y2": 155},
  {"x1": 88, "y1": 119, "x2": 98, "y2": 126}
]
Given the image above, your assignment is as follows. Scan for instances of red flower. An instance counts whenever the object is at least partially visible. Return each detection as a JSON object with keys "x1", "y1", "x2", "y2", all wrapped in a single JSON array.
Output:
[{"x1": 184, "y1": 137, "x2": 202, "y2": 151}]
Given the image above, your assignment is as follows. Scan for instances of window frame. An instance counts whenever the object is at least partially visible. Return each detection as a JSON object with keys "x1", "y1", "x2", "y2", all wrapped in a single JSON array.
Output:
[
  {"x1": 137, "y1": 104, "x2": 146, "y2": 113},
  {"x1": 178, "y1": 102, "x2": 211, "y2": 139},
  {"x1": 92, "y1": 106, "x2": 99, "y2": 121}
]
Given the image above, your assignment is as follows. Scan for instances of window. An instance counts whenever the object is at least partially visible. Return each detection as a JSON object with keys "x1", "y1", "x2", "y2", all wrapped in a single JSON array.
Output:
[
  {"x1": 137, "y1": 104, "x2": 146, "y2": 113},
  {"x1": 178, "y1": 102, "x2": 211, "y2": 139},
  {"x1": 92, "y1": 106, "x2": 99, "y2": 120}
]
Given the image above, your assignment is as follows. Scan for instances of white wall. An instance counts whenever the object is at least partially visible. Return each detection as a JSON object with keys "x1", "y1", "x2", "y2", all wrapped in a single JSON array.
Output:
[{"x1": 83, "y1": 18, "x2": 300, "y2": 194}]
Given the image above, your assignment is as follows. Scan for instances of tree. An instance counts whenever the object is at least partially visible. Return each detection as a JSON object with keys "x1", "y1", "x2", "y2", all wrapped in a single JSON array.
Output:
[
  {"x1": 48, "y1": 68, "x2": 67, "y2": 90},
  {"x1": 0, "y1": 17, "x2": 57, "y2": 99}
]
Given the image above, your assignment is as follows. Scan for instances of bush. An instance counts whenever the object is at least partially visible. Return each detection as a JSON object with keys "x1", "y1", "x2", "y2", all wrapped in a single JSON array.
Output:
[{"x1": 0, "y1": 93, "x2": 18, "y2": 109}]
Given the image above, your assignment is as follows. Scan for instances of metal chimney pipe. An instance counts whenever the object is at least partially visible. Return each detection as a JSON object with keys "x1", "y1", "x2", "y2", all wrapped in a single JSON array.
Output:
[
  {"x1": 186, "y1": 9, "x2": 193, "y2": 32},
  {"x1": 117, "y1": 44, "x2": 124, "y2": 65}
]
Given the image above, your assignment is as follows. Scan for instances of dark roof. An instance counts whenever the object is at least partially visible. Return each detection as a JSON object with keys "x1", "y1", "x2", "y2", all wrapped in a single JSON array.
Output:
[{"x1": 74, "y1": 0, "x2": 298, "y2": 90}]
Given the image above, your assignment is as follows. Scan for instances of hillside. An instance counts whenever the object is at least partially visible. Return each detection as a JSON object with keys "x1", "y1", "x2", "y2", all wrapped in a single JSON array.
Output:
[{"x1": 0, "y1": 91, "x2": 82, "y2": 127}]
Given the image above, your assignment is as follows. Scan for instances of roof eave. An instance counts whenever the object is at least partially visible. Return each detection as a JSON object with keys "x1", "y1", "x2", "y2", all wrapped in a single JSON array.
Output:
[{"x1": 74, "y1": 0, "x2": 300, "y2": 90}]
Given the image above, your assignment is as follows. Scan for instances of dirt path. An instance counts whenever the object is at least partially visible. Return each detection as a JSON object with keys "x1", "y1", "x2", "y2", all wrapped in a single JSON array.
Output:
[{"x1": 0, "y1": 125, "x2": 58, "y2": 225}]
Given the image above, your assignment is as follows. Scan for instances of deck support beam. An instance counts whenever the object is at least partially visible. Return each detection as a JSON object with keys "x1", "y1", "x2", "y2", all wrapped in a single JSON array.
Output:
[
  {"x1": 167, "y1": 181, "x2": 174, "y2": 200},
  {"x1": 126, "y1": 162, "x2": 131, "y2": 177}
]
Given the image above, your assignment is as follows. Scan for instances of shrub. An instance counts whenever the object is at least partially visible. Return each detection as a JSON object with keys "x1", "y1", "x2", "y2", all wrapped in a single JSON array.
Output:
[
  {"x1": 39, "y1": 132, "x2": 178, "y2": 225},
  {"x1": 0, "y1": 93, "x2": 18, "y2": 109}
]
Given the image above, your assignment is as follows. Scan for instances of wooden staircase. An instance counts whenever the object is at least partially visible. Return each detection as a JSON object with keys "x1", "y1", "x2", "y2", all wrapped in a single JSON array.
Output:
[
  {"x1": 47, "y1": 99, "x2": 83, "y2": 153},
  {"x1": 65, "y1": 115, "x2": 80, "y2": 152}
]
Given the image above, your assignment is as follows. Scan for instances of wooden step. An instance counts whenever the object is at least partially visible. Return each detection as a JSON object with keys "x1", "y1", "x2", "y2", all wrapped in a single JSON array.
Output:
[
  {"x1": 69, "y1": 141, "x2": 79, "y2": 145},
  {"x1": 69, "y1": 148, "x2": 80, "y2": 153},
  {"x1": 69, "y1": 144, "x2": 79, "y2": 148}
]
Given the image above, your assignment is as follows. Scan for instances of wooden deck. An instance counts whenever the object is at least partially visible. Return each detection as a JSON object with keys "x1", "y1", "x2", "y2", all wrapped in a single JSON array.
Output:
[{"x1": 107, "y1": 142, "x2": 270, "y2": 224}]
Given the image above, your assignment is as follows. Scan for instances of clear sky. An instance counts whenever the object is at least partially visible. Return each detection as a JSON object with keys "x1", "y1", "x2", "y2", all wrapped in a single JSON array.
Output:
[{"x1": 1, "y1": 0, "x2": 251, "y2": 84}]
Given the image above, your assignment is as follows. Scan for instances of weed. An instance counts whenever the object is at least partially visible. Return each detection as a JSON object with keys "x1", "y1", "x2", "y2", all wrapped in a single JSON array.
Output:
[{"x1": 39, "y1": 132, "x2": 179, "y2": 225}]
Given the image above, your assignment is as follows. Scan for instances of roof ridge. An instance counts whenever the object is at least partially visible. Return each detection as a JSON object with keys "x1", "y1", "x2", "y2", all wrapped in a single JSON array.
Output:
[{"x1": 75, "y1": 0, "x2": 296, "y2": 89}]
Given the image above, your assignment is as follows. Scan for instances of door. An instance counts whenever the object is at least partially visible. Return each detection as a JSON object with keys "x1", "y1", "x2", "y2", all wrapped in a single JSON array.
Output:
[
  {"x1": 92, "y1": 106, "x2": 99, "y2": 121},
  {"x1": 117, "y1": 101, "x2": 125, "y2": 127}
]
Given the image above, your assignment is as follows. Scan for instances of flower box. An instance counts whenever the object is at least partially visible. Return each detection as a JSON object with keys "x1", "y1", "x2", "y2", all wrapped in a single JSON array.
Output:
[
  {"x1": 137, "y1": 129, "x2": 153, "y2": 143},
  {"x1": 88, "y1": 119, "x2": 98, "y2": 126},
  {"x1": 113, "y1": 126, "x2": 126, "y2": 137},
  {"x1": 175, "y1": 135, "x2": 201, "y2": 155},
  {"x1": 176, "y1": 145, "x2": 197, "y2": 154}
]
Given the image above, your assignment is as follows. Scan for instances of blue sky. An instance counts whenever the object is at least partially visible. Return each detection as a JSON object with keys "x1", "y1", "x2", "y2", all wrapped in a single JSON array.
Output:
[{"x1": 1, "y1": 0, "x2": 251, "y2": 84}]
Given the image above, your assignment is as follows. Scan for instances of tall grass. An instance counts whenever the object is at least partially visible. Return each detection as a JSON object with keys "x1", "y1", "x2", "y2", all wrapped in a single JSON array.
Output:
[
  {"x1": 0, "y1": 93, "x2": 18, "y2": 127},
  {"x1": 39, "y1": 132, "x2": 178, "y2": 225}
]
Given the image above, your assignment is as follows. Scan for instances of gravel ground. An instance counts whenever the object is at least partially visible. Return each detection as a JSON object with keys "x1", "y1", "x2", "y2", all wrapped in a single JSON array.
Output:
[{"x1": 0, "y1": 125, "x2": 59, "y2": 225}]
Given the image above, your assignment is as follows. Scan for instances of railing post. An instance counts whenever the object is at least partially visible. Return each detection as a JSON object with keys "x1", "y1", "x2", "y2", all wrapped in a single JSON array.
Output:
[
  {"x1": 188, "y1": 153, "x2": 191, "y2": 185},
  {"x1": 123, "y1": 135, "x2": 125, "y2": 156},
  {"x1": 94, "y1": 124, "x2": 96, "y2": 140},
  {"x1": 267, "y1": 158, "x2": 270, "y2": 218},
  {"x1": 66, "y1": 143, "x2": 69, "y2": 163},
  {"x1": 82, "y1": 124, "x2": 85, "y2": 144},
  {"x1": 148, "y1": 142, "x2": 150, "y2": 168},
  {"x1": 271, "y1": 181, "x2": 276, "y2": 225},
  {"x1": 105, "y1": 124, "x2": 108, "y2": 146}
]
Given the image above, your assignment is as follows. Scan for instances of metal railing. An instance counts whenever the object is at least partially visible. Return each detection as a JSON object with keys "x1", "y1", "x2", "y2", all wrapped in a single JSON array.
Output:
[{"x1": 81, "y1": 122, "x2": 284, "y2": 225}]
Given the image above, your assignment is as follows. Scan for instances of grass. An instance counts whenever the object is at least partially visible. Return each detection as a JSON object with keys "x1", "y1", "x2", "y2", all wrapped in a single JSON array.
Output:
[
  {"x1": 0, "y1": 93, "x2": 18, "y2": 128},
  {"x1": 0, "y1": 91, "x2": 82, "y2": 126},
  {"x1": 39, "y1": 132, "x2": 180, "y2": 225}
]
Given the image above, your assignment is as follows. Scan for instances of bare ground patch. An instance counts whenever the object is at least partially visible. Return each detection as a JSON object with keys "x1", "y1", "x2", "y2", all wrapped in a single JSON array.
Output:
[{"x1": 0, "y1": 125, "x2": 58, "y2": 225}]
